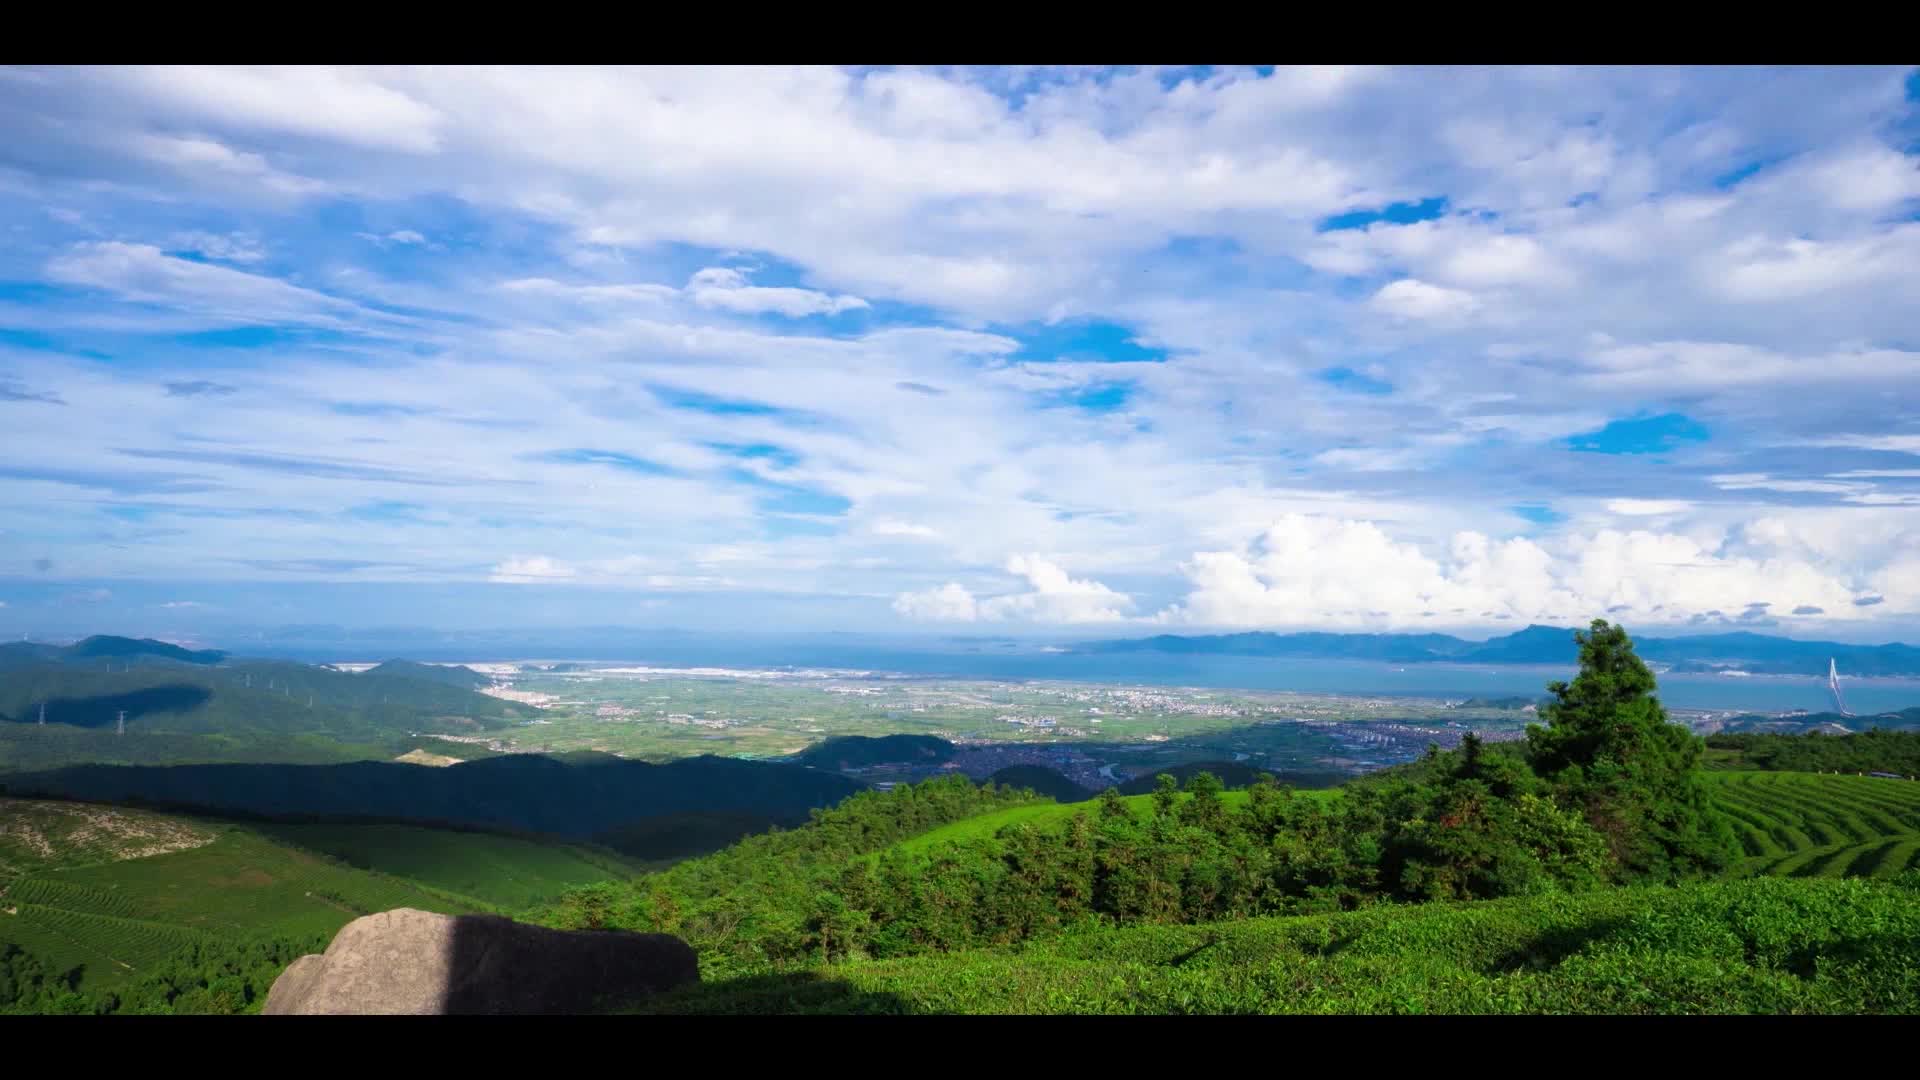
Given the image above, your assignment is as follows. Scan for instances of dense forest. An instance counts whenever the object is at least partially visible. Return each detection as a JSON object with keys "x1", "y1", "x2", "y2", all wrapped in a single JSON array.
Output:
[
  {"x1": 1707, "y1": 729, "x2": 1920, "y2": 776},
  {"x1": 1, "y1": 934, "x2": 328, "y2": 1015}
]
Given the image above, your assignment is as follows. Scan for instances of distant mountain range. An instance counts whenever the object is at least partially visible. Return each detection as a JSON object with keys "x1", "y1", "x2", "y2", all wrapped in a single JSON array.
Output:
[
  {"x1": 0, "y1": 635, "x2": 227, "y2": 669},
  {"x1": 1079, "y1": 626, "x2": 1920, "y2": 677}
]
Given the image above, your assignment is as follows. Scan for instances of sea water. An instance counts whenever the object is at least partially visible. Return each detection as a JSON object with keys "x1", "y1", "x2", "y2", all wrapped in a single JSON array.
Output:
[{"x1": 282, "y1": 630, "x2": 1920, "y2": 716}]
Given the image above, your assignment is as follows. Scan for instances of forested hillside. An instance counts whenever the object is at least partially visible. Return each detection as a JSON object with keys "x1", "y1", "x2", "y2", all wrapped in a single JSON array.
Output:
[
  {"x1": 1707, "y1": 730, "x2": 1920, "y2": 774},
  {"x1": 0, "y1": 651, "x2": 532, "y2": 771},
  {"x1": 3, "y1": 753, "x2": 863, "y2": 841}
]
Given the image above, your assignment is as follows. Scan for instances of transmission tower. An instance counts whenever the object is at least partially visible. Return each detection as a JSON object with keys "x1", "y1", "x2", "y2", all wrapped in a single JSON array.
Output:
[
  {"x1": 116, "y1": 710, "x2": 127, "y2": 736},
  {"x1": 38, "y1": 702, "x2": 46, "y2": 726}
]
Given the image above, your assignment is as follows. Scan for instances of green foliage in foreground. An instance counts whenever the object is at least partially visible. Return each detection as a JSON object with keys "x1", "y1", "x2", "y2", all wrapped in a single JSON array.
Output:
[
  {"x1": 2, "y1": 933, "x2": 325, "y2": 1015},
  {"x1": 1706, "y1": 729, "x2": 1920, "y2": 777},
  {"x1": 629, "y1": 873, "x2": 1920, "y2": 1014}
]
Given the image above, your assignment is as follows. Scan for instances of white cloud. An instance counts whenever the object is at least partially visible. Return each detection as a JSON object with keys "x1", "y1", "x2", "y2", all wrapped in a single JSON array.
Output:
[
  {"x1": 1606, "y1": 499, "x2": 1692, "y2": 517},
  {"x1": 1712, "y1": 226, "x2": 1920, "y2": 303},
  {"x1": 489, "y1": 555, "x2": 575, "y2": 583},
  {"x1": 979, "y1": 554, "x2": 1134, "y2": 623},
  {"x1": 159, "y1": 600, "x2": 205, "y2": 609},
  {"x1": 44, "y1": 242, "x2": 383, "y2": 330},
  {"x1": 1313, "y1": 447, "x2": 1426, "y2": 472},
  {"x1": 1370, "y1": 278, "x2": 1479, "y2": 321},
  {"x1": 1157, "y1": 513, "x2": 1891, "y2": 630},
  {"x1": 499, "y1": 277, "x2": 678, "y2": 304},
  {"x1": 685, "y1": 267, "x2": 869, "y2": 318},
  {"x1": 107, "y1": 66, "x2": 445, "y2": 153},
  {"x1": 1810, "y1": 435, "x2": 1920, "y2": 455},
  {"x1": 357, "y1": 229, "x2": 429, "y2": 247},
  {"x1": 894, "y1": 555, "x2": 1132, "y2": 624},
  {"x1": 1710, "y1": 474, "x2": 1870, "y2": 496},
  {"x1": 892, "y1": 582, "x2": 979, "y2": 621},
  {"x1": 132, "y1": 133, "x2": 329, "y2": 195},
  {"x1": 872, "y1": 519, "x2": 940, "y2": 539},
  {"x1": 169, "y1": 231, "x2": 265, "y2": 263}
]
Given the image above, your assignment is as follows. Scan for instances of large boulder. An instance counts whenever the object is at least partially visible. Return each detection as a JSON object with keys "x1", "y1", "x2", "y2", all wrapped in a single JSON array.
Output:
[{"x1": 262, "y1": 908, "x2": 698, "y2": 1015}]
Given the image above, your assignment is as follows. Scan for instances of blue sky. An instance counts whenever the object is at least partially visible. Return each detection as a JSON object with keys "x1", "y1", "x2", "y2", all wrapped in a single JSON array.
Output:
[{"x1": 1, "y1": 66, "x2": 1919, "y2": 643}]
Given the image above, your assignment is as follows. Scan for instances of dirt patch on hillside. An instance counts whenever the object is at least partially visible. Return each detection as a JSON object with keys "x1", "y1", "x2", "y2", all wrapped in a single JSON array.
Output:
[
  {"x1": 395, "y1": 748, "x2": 463, "y2": 767},
  {"x1": 0, "y1": 798, "x2": 216, "y2": 868}
]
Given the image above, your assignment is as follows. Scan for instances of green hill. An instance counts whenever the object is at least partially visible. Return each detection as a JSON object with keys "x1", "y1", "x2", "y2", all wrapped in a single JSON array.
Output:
[
  {"x1": 0, "y1": 658, "x2": 534, "y2": 771},
  {"x1": 988, "y1": 765, "x2": 1093, "y2": 803},
  {"x1": 1114, "y1": 760, "x2": 1345, "y2": 794},
  {"x1": 792, "y1": 735, "x2": 955, "y2": 771},
  {"x1": 361, "y1": 660, "x2": 491, "y2": 689},
  {"x1": 4, "y1": 754, "x2": 863, "y2": 840},
  {"x1": 0, "y1": 796, "x2": 637, "y2": 1010}
]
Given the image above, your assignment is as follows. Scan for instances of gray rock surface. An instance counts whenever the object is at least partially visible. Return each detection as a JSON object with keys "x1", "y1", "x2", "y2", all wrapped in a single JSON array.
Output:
[{"x1": 262, "y1": 908, "x2": 699, "y2": 1014}]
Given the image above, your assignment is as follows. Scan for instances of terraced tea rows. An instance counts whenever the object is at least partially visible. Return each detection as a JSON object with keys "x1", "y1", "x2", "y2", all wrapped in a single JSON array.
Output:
[
  {"x1": 6, "y1": 904, "x2": 213, "y2": 977},
  {"x1": 1706, "y1": 772, "x2": 1920, "y2": 879}
]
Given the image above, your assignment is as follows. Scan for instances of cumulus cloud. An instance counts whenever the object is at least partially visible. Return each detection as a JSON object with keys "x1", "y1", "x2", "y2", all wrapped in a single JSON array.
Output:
[
  {"x1": 1370, "y1": 278, "x2": 1479, "y2": 321},
  {"x1": 894, "y1": 555, "x2": 1132, "y2": 624},
  {"x1": 1157, "y1": 514, "x2": 1888, "y2": 630},
  {"x1": 489, "y1": 555, "x2": 575, "y2": 583},
  {"x1": 892, "y1": 582, "x2": 979, "y2": 621}
]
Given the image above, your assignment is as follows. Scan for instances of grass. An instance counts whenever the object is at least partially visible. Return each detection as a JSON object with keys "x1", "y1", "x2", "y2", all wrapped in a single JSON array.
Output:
[
  {"x1": 1, "y1": 797, "x2": 633, "y2": 993},
  {"x1": 630, "y1": 873, "x2": 1920, "y2": 1015},
  {"x1": 258, "y1": 823, "x2": 636, "y2": 910},
  {"x1": 1702, "y1": 772, "x2": 1920, "y2": 880}
]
